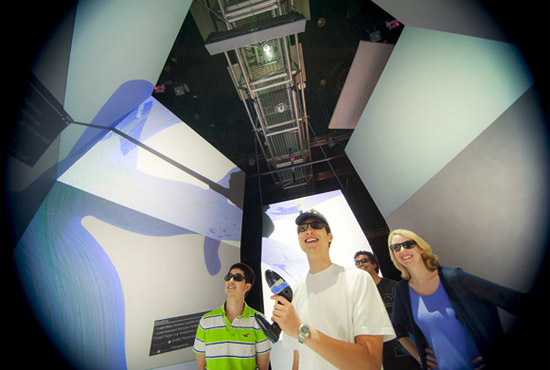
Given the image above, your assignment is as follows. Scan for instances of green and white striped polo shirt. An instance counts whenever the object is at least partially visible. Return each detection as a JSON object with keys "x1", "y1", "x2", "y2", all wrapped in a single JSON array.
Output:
[{"x1": 193, "y1": 302, "x2": 271, "y2": 370}]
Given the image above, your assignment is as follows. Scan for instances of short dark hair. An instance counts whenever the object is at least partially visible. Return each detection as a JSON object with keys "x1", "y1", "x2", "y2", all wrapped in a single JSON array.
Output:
[
  {"x1": 354, "y1": 250, "x2": 380, "y2": 273},
  {"x1": 229, "y1": 262, "x2": 256, "y2": 287}
]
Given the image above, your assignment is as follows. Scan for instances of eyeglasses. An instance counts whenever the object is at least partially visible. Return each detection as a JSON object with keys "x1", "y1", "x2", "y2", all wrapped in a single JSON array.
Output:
[
  {"x1": 390, "y1": 240, "x2": 417, "y2": 252},
  {"x1": 355, "y1": 258, "x2": 370, "y2": 266},
  {"x1": 224, "y1": 272, "x2": 245, "y2": 282},
  {"x1": 297, "y1": 221, "x2": 327, "y2": 233}
]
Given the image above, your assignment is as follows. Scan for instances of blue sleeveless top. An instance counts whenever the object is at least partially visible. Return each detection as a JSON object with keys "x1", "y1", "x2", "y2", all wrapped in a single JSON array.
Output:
[{"x1": 410, "y1": 282, "x2": 480, "y2": 370}]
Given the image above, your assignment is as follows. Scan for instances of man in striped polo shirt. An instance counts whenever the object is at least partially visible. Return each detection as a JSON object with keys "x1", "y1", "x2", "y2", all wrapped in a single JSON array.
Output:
[{"x1": 193, "y1": 262, "x2": 271, "y2": 370}]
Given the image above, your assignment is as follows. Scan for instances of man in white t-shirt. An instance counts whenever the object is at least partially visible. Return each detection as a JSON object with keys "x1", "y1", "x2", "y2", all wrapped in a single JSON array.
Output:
[{"x1": 271, "y1": 209, "x2": 395, "y2": 370}]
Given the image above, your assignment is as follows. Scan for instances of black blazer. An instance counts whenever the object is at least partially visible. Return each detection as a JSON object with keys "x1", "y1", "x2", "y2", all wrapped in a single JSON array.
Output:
[{"x1": 391, "y1": 267, "x2": 525, "y2": 369}]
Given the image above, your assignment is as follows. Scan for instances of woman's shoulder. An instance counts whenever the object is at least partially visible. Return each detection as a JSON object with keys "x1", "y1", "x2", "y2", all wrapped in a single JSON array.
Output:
[
  {"x1": 394, "y1": 278, "x2": 410, "y2": 292},
  {"x1": 439, "y1": 266, "x2": 467, "y2": 281}
]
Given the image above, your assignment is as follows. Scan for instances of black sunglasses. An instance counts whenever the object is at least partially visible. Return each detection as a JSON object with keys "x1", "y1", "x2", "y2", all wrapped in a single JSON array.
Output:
[
  {"x1": 297, "y1": 221, "x2": 327, "y2": 233},
  {"x1": 355, "y1": 258, "x2": 370, "y2": 266},
  {"x1": 390, "y1": 240, "x2": 417, "y2": 252},
  {"x1": 224, "y1": 272, "x2": 246, "y2": 282}
]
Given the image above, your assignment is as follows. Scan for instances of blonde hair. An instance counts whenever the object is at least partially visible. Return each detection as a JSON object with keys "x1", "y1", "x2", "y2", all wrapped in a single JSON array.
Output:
[{"x1": 388, "y1": 229, "x2": 440, "y2": 280}]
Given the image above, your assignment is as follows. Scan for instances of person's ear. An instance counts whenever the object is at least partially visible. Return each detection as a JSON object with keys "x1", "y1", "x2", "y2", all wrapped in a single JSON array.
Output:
[
  {"x1": 328, "y1": 233, "x2": 333, "y2": 243},
  {"x1": 245, "y1": 283, "x2": 251, "y2": 293}
]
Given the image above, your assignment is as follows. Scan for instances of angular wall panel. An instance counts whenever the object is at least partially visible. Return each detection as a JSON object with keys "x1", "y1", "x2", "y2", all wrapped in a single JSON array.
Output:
[{"x1": 346, "y1": 26, "x2": 533, "y2": 218}]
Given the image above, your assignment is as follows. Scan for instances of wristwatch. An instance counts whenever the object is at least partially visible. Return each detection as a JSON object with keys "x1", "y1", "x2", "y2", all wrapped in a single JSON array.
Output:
[{"x1": 298, "y1": 323, "x2": 311, "y2": 344}]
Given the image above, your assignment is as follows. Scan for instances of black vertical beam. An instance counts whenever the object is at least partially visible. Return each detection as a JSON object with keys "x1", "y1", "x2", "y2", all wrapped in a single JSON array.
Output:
[{"x1": 240, "y1": 174, "x2": 265, "y2": 313}]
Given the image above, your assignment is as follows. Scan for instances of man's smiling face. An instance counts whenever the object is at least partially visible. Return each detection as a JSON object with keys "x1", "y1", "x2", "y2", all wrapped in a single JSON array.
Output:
[
  {"x1": 298, "y1": 217, "x2": 333, "y2": 255},
  {"x1": 224, "y1": 268, "x2": 250, "y2": 298}
]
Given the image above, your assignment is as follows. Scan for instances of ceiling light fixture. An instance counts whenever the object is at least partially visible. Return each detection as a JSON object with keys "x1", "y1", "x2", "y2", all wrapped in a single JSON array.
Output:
[{"x1": 263, "y1": 43, "x2": 273, "y2": 61}]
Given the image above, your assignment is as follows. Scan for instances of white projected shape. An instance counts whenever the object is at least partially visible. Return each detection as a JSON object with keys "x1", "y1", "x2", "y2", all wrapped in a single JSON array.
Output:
[
  {"x1": 58, "y1": 97, "x2": 243, "y2": 242},
  {"x1": 82, "y1": 216, "x2": 239, "y2": 370},
  {"x1": 137, "y1": 121, "x2": 236, "y2": 190},
  {"x1": 346, "y1": 26, "x2": 533, "y2": 218}
]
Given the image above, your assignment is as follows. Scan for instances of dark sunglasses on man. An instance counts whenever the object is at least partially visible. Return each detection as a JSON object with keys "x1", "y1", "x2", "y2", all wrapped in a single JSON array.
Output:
[
  {"x1": 224, "y1": 272, "x2": 246, "y2": 282},
  {"x1": 389, "y1": 240, "x2": 417, "y2": 252},
  {"x1": 297, "y1": 221, "x2": 327, "y2": 233},
  {"x1": 355, "y1": 258, "x2": 370, "y2": 266}
]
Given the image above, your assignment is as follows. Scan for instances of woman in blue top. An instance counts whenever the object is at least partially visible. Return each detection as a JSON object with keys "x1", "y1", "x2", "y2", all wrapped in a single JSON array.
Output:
[{"x1": 388, "y1": 229, "x2": 525, "y2": 370}]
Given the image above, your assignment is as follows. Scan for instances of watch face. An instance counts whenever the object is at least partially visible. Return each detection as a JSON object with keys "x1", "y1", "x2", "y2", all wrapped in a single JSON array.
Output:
[
  {"x1": 298, "y1": 325, "x2": 309, "y2": 344},
  {"x1": 299, "y1": 324, "x2": 310, "y2": 338},
  {"x1": 298, "y1": 324, "x2": 310, "y2": 344}
]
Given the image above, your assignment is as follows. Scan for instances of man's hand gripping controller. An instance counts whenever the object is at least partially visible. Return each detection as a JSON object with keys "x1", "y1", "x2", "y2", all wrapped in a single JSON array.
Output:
[{"x1": 254, "y1": 269, "x2": 293, "y2": 343}]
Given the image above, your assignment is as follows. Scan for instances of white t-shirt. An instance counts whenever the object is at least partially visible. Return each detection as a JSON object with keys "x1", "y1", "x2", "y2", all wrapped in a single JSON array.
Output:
[{"x1": 284, "y1": 263, "x2": 396, "y2": 370}]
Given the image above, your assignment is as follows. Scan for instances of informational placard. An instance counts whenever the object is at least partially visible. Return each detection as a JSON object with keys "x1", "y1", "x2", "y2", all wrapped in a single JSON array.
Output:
[{"x1": 149, "y1": 311, "x2": 207, "y2": 356}]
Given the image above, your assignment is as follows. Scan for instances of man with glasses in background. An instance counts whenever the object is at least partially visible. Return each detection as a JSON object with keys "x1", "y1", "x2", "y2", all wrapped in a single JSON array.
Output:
[
  {"x1": 354, "y1": 251, "x2": 420, "y2": 369},
  {"x1": 271, "y1": 209, "x2": 395, "y2": 370},
  {"x1": 193, "y1": 262, "x2": 271, "y2": 370},
  {"x1": 354, "y1": 251, "x2": 395, "y2": 313}
]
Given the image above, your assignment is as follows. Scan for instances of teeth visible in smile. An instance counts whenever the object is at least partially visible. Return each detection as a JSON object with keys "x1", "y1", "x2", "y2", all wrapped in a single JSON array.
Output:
[
  {"x1": 306, "y1": 238, "x2": 317, "y2": 243},
  {"x1": 401, "y1": 256, "x2": 412, "y2": 260}
]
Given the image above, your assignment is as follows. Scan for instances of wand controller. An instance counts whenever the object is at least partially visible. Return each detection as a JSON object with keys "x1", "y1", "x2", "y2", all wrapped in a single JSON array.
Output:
[{"x1": 254, "y1": 269, "x2": 293, "y2": 343}]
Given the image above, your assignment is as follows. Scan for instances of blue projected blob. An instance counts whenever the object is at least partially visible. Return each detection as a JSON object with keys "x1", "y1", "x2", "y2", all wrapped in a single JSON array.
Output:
[
  {"x1": 203, "y1": 236, "x2": 222, "y2": 275},
  {"x1": 91, "y1": 80, "x2": 154, "y2": 129},
  {"x1": 57, "y1": 80, "x2": 154, "y2": 179},
  {"x1": 117, "y1": 99, "x2": 153, "y2": 156},
  {"x1": 270, "y1": 205, "x2": 300, "y2": 216},
  {"x1": 15, "y1": 72, "x2": 244, "y2": 368},
  {"x1": 13, "y1": 183, "x2": 127, "y2": 370},
  {"x1": 13, "y1": 182, "x2": 197, "y2": 369}
]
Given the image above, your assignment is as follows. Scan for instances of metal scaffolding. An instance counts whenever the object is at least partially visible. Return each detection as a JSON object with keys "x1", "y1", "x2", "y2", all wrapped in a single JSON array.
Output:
[{"x1": 211, "y1": 0, "x2": 312, "y2": 198}]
